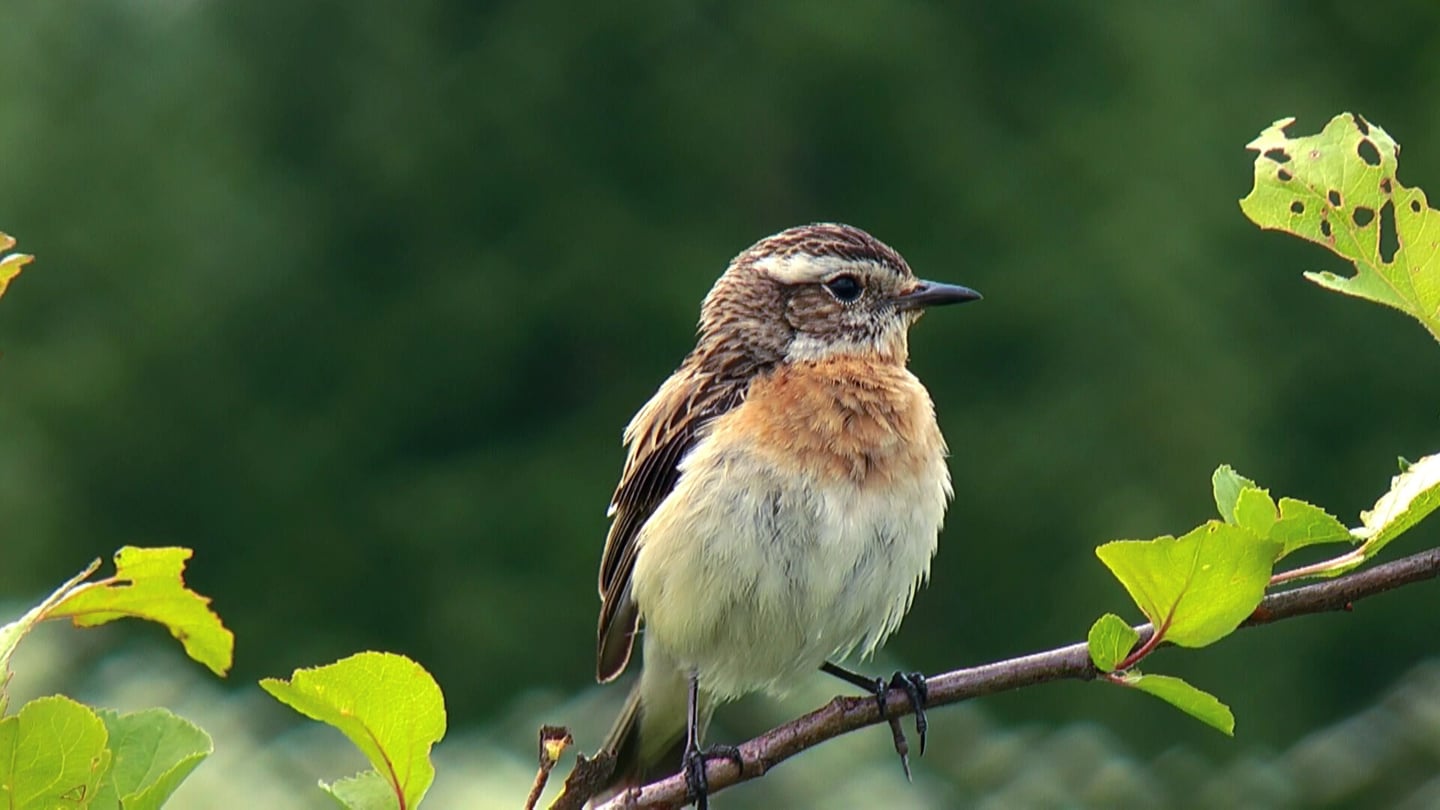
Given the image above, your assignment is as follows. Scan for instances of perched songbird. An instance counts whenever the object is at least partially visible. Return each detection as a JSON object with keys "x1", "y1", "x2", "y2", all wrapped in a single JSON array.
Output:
[{"x1": 595, "y1": 223, "x2": 980, "y2": 806}]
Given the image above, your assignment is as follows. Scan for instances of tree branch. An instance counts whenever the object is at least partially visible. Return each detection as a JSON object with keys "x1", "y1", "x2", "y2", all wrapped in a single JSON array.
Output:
[{"x1": 585, "y1": 546, "x2": 1440, "y2": 810}]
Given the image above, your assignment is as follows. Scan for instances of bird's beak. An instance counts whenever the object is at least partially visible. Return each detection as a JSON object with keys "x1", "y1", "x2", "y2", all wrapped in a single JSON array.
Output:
[{"x1": 894, "y1": 280, "x2": 983, "y2": 311}]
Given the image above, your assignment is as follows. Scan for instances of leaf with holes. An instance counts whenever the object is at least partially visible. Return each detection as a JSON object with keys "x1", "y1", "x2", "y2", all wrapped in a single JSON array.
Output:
[
  {"x1": 1116, "y1": 672, "x2": 1235, "y2": 736},
  {"x1": 1240, "y1": 113, "x2": 1440, "y2": 342},
  {"x1": 1096, "y1": 522, "x2": 1280, "y2": 648},
  {"x1": 261, "y1": 652, "x2": 446, "y2": 810},
  {"x1": 48, "y1": 547, "x2": 234, "y2": 676}
]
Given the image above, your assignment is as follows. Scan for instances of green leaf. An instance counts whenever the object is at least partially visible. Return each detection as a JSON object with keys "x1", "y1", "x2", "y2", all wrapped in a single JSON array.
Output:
[
  {"x1": 261, "y1": 652, "x2": 446, "y2": 810},
  {"x1": 0, "y1": 232, "x2": 32, "y2": 301},
  {"x1": 321, "y1": 770, "x2": 401, "y2": 810},
  {"x1": 1270, "y1": 497, "x2": 1354, "y2": 556},
  {"x1": 0, "y1": 560, "x2": 102, "y2": 713},
  {"x1": 1207, "y1": 467, "x2": 1352, "y2": 561},
  {"x1": 1270, "y1": 453, "x2": 1439, "y2": 582},
  {"x1": 1240, "y1": 113, "x2": 1440, "y2": 342},
  {"x1": 1087, "y1": 613, "x2": 1140, "y2": 672},
  {"x1": 1354, "y1": 451, "x2": 1440, "y2": 562},
  {"x1": 1117, "y1": 672, "x2": 1235, "y2": 735},
  {"x1": 1232, "y1": 487, "x2": 1279, "y2": 538},
  {"x1": 1212, "y1": 465, "x2": 1257, "y2": 523},
  {"x1": 49, "y1": 547, "x2": 234, "y2": 676},
  {"x1": 89, "y1": 708, "x2": 212, "y2": 810},
  {"x1": 1096, "y1": 522, "x2": 1280, "y2": 648},
  {"x1": 0, "y1": 695, "x2": 112, "y2": 808}
]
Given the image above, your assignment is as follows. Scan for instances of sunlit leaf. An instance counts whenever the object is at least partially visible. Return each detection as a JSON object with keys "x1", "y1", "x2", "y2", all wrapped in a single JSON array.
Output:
[
  {"x1": 0, "y1": 695, "x2": 111, "y2": 809},
  {"x1": 49, "y1": 547, "x2": 234, "y2": 676},
  {"x1": 320, "y1": 770, "x2": 399, "y2": 810},
  {"x1": 1212, "y1": 465, "x2": 1257, "y2": 524},
  {"x1": 1097, "y1": 522, "x2": 1279, "y2": 648},
  {"x1": 91, "y1": 708, "x2": 212, "y2": 810},
  {"x1": 1210, "y1": 466, "x2": 1353, "y2": 560},
  {"x1": 1117, "y1": 672, "x2": 1235, "y2": 735},
  {"x1": 1232, "y1": 487, "x2": 1279, "y2": 538},
  {"x1": 1354, "y1": 452, "x2": 1440, "y2": 561},
  {"x1": 261, "y1": 652, "x2": 446, "y2": 810},
  {"x1": 1270, "y1": 497, "x2": 1353, "y2": 556}
]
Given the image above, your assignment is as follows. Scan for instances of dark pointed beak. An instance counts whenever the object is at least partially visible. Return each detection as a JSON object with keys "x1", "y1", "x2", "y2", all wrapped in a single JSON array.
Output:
[{"x1": 894, "y1": 280, "x2": 982, "y2": 311}]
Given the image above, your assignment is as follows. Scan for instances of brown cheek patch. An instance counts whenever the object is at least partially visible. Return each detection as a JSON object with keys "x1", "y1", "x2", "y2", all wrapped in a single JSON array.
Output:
[{"x1": 785, "y1": 288, "x2": 846, "y2": 336}]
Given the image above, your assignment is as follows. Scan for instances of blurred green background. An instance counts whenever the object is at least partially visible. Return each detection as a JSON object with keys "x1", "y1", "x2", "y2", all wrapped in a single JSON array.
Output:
[{"x1": 4, "y1": 1, "x2": 1440, "y2": 806}]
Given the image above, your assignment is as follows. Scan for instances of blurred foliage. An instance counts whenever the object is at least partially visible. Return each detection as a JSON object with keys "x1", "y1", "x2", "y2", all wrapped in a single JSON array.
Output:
[{"x1": 3, "y1": 0, "x2": 1440, "y2": 781}]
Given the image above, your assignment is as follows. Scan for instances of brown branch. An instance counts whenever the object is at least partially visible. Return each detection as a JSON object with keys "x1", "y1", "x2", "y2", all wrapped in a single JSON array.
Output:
[{"x1": 586, "y1": 546, "x2": 1440, "y2": 810}]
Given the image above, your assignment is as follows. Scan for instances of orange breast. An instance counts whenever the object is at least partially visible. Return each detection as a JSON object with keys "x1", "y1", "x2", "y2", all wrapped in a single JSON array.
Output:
[{"x1": 713, "y1": 356, "x2": 944, "y2": 486}]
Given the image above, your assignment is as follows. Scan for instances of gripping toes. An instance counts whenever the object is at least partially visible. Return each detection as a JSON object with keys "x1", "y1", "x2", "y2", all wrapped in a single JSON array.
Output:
[
  {"x1": 683, "y1": 744, "x2": 743, "y2": 809},
  {"x1": 874, "y1": 670, "x2": 929, "y2": 779}
]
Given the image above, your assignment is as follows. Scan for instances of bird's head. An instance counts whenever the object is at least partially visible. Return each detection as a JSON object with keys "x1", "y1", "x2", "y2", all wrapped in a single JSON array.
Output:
[{"x1": 696, "y1": 223, "x2": 980, "y2": 368}]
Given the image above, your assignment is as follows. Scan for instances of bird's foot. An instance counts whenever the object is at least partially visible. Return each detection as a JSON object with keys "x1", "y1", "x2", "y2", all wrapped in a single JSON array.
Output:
[
  {"x1": 683, "y1": 743, "x2": 743, "y2": 809},
  {"x1": 872, "y1": 670, "x2": 929, "y2": 780}
]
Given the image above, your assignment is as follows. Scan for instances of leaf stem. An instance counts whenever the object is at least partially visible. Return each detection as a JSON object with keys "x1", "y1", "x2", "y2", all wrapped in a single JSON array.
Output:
[
  {"x1": 1114, "y1": 612, "x2": 1170, "y2": 671},
  {"x1": 1270, "y1": 546, "x2": 1368, "y2": 585}
]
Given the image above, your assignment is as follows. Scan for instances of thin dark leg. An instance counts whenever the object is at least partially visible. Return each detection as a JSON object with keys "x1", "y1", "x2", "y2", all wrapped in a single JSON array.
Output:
[
  {"x1": 820, "y1": 660, "x2": 882, "y2": 692},
  {"x1": 682, "y1": 671, "x2": 709, "y2": 810},
  {"x1": 820, "y1": 662, "x2": 930, "y2": 778},
  {"x1": 681, "y1": 671, "x2": 743, "y2": 809}
]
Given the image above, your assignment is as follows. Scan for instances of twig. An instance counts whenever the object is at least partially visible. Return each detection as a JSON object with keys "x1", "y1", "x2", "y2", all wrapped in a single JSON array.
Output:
[
  {"x1": 526, "y1": 726, "x2": 573, "y2": 810},
  {"x1": 584, "y1": 546, "x2": 1440, "y2": 810}
]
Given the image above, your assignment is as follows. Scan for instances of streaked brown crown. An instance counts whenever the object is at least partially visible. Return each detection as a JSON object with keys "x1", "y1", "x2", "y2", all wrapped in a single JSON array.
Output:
[{"x1": 732, "y1": 223, "x2": 914, "y2": 280}]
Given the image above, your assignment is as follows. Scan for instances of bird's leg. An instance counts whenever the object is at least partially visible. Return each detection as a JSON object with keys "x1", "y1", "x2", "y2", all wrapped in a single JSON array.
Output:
[
  {"x1": 820, "y1": 662, "x2": 929, "y2": 779},
  {"x1": 681, "y1": 670, "x2": 742, "y2": 810},
  {"x1": 682, "y1": 670, "x2": 710, "y2": 808}
]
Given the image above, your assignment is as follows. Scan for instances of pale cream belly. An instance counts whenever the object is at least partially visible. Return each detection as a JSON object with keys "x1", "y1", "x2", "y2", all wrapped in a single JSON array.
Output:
[{"x1": 630, "y1": 439, "x2": 948, "y2": 700}]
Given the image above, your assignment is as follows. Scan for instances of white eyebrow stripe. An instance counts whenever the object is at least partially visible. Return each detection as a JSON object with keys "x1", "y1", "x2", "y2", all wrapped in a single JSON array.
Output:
[{"x1": 752, "y1": 254, "x2": 884, "y2": 285}]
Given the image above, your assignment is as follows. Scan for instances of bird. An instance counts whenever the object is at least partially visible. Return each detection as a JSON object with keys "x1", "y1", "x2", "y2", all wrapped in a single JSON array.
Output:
[{"x1": 594, "y1": 223, "x2": 979, "y2": 807}]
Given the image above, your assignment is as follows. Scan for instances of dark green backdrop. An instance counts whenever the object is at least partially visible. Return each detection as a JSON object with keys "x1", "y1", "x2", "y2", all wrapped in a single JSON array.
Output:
[{"x1": 3, "y1": 0, "x2": 1439, "y2": 771}]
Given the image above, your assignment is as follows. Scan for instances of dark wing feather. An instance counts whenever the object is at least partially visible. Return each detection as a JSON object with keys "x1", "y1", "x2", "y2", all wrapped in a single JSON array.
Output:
[{"x1": 596, "y1": 367, "x2": 745, "y2": 682}]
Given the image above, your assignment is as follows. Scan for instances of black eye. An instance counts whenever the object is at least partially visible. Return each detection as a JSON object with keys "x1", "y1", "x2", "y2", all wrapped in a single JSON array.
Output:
[{"x1": 824, "y1": 274, "x2": 863, "y2": 302}]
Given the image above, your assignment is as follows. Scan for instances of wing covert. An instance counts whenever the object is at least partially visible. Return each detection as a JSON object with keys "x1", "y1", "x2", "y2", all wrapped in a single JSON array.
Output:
[{"x1": 596, "y1": 367, "x2": 745, "y2": 682}]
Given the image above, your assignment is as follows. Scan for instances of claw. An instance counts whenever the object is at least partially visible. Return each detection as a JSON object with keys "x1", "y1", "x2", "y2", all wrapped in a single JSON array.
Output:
[
  {"x1": 819, "y1": 662, "x2": 931, "y2": 779},
  {"x1": 891, "y1": 671, "x2": 929, "y2": 756},
  {"x1": 683, "y1": 743, "x2": 709, "y2": 810},
  {"x1": 705, "y1": 743, "x2": 744, "y2": 774},
  {"x1": 683, "y1": 744, "x2": 743, "y2": 809},
  {"x1": 886, "y1": 715, "x2": 913, "y2": 781}
]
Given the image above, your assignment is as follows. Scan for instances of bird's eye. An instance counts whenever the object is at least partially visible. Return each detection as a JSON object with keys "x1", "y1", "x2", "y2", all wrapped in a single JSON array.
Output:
[{"x1": 824, "y1": 274, "x2": 863, "y2": 303}]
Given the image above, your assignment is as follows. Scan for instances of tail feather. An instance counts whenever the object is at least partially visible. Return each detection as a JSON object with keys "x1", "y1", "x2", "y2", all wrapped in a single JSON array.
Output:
[
  {"x1": 594, "y1": 658, "x2": 705, "y2": 802},
  {"x1": 600, "y1": 680, "x2": 645, "y2": 784}
]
